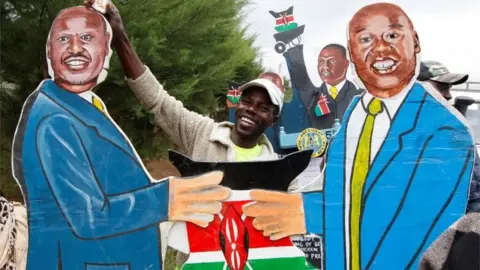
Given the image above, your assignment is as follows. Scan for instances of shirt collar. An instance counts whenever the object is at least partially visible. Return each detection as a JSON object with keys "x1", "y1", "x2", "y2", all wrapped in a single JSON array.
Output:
[
  {"x1": 78, "y1": 91, "x2": 94, "y2": 103},
  {"x1": 326, "y1": 79, "x2": 346, "y2": 93},
  {"x1": 361, "y1": 76, "x2": 416, "y2": 120}
]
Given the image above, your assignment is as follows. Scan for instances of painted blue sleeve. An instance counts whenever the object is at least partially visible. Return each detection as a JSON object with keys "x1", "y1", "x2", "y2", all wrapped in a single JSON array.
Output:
[
  {"x1": 302, "y1": 191, "x2": 324, "y2": 235},
  {"x1": 36, "y1": 115, "x2": 170, "y2": 240},
  {"x1": 373, "y1": 127, "x2": 475, "y2": 268}
]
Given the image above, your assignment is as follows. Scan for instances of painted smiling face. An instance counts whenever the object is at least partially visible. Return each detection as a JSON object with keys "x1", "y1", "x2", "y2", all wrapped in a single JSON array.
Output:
[
  {"x1": 47, "y1": 7, "x2": 111, "y2": 93},
  {"x1": 348, "y1": 3, "x2": 420, "y2": 98}
]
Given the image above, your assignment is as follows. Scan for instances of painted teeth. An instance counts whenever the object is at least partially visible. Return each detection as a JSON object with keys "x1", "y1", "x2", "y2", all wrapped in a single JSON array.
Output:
[
  {"x1": 67, "y1": 61, "x2": 86, "y2": 66},
  {"x1": 373, "y1": 60, "x2": 394, "y2": 70}
]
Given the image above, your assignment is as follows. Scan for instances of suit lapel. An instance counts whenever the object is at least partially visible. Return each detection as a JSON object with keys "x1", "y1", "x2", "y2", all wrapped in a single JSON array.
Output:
[
  {"x1": 363, "y1": 83, "x2": 428, "y2": 194},
  {"x1": 41, "y1": 80, "x2": 134, "y2": 155}
]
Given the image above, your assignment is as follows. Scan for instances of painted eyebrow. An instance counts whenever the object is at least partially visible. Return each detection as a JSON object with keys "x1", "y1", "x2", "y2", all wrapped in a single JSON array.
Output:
[
  {"x1": 55, "y1": 29, "x2": 98, "y2": 35},
  {"x1": 389, "y1": 23, "x2": 403, "y2": 28},
  {"x1": 319, "y1": 56, "x2": 335, "y2": 60},
  {"x1": 355, "y1": 28, "x2": 366, "y2": 34},
  {"x1": 354, "y1": 23, "x2": 404, "y2": 34}
]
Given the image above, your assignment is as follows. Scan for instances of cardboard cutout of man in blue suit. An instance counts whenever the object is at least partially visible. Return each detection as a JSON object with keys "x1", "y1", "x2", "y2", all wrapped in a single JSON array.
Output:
[
  {"x1": 11, "y1": 6, "x2": 229, "y2": 270},
  {"x1": 244, "y1": 3, "x2": 475, "y2": 270}
]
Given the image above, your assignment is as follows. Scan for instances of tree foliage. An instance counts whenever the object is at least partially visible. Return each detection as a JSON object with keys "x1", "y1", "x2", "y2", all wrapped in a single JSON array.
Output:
[
  {"x1": 0, "y1": 0, "x2": 263, "y2": 199},
  {"x1": 283, "y1": 76, "x2": 293, "y2": 103}
]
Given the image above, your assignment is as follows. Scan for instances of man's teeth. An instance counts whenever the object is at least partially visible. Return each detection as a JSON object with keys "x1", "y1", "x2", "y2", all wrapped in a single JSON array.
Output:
[
  {"x1": 373, "y1": 59, "x2": 398, "y2": 74},
  {"x1": 373, "y1": 60, "x2": 395, "y2": 70},
  {"x1": 241, "y1": 117, "x2": 255, "y2": 125},
  {"x1": 65, "y1": 59, "x2": 88, "y2": 70}
]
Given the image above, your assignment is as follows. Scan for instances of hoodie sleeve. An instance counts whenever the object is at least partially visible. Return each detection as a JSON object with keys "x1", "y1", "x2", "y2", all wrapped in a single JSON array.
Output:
[{"x1": 126, "y1": 66, "x2": 215, "y2": 156}]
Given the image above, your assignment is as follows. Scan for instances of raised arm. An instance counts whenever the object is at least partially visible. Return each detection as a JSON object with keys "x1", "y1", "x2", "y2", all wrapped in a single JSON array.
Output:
[
  {"x1": 283, "y1": 45, "x2": 317, "y2": 107},
  {"x1": 36, "y1": 115, "x2": 170, "y2": 240},
  {"x1": 97, "y1": 1, "x2": 213, "y2": 155}
]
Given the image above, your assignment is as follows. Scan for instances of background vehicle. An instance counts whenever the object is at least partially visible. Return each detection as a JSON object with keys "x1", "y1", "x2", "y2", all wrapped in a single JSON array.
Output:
[{"x1": 451, "y1": 81, "x2": 480, "y2": 152}]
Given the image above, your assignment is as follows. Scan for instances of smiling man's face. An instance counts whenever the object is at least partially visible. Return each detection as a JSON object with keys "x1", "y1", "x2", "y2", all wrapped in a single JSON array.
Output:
[
  {"x1": 348, "y1": 3, "x2": 420, "y2": 98},
  {"x1": 47, "y1": 7, "x2": 109, "y2": 93}
]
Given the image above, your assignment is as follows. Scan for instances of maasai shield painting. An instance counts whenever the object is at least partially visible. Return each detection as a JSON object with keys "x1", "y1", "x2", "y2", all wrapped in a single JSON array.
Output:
[{"x1": 167, "y1": 150, "x2": 313, "y2": 269}]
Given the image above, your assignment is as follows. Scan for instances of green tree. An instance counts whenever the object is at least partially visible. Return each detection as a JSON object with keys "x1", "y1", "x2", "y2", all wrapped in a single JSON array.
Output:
[
  {"x1": 0, "y1": 0, "x2": 263, "y2": 199},
  {"x1": 283, "y1": 76, "x2": 293, "y2": 103}
]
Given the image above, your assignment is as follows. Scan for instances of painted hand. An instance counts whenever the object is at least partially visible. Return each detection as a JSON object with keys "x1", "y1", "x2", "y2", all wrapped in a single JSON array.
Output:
[
  {"x1": 243, "y1": 190, "x2": 306, "y2": 240},
  {"x1": 168, "y1": 171, "x2": 230, "y2": 228},
  {"x1": 84, "y1": 0, "x2": 125, "y2": 41}
]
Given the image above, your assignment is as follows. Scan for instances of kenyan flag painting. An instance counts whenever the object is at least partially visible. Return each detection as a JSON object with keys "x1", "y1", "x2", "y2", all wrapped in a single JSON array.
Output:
[
  {"x1": 181, "y1": 191, "x2": 308, "y2": 269},
  {"x1": 226, "y1": 81, "x2": 241, "y2": 108},
  {"x1": 315, "y1": 94, "x2": 331, "y2": 117}
]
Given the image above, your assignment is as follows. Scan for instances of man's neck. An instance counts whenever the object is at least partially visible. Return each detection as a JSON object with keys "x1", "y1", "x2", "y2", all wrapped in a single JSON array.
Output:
[
  {"x1": 364, "y1": 74, "x2": 415, "y2": 98},
  {"x1": 326, "y1": 79, "x2": 346, "y2": 91},
  {"x1": 231, "y1": 130, "x2": 258, "y2": 148},
  {"x1": 327, "y1": 78, "x2": 345, "y2": 88}
]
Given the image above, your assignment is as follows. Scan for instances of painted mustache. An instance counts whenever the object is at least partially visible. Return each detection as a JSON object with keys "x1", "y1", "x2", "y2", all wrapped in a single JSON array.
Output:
[{"x1": 320, "y1": 69, "x2": 333, "y2": 77}]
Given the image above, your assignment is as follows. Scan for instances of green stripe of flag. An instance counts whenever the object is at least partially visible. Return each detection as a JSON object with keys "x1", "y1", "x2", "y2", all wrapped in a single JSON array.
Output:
[{"x1": 182, "y1": 256, "x2": 307, "y2": 269}]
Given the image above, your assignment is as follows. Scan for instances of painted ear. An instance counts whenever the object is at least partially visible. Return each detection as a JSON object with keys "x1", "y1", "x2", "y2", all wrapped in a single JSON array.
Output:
[
  {"x1": 347, "y1": 42, "x2": 354, "y2": 63},
  {"x1": 105, "y1": 32, "x2": 111, "y2": 56},
  {"x1": 47, "y1": 40, "x2": 51, "y2": 59},
  {"x1": 414, "y1": 32, "x2": 421, "y2": 54}
]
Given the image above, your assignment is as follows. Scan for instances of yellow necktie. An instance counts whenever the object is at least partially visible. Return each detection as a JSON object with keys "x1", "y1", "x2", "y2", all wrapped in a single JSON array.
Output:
[
  {"x1": 92, "y1": 96, "x2": 105, "y2": 114},
  {"x1": 330, "y1": 86, "x2": 338, "y2": 99},
  {"x1": 350, "y1": 98, "x2": 383, "y2": 270}
]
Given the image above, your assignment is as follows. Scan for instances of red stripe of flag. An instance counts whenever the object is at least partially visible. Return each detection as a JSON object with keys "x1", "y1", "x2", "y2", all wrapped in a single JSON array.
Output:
[
  {"x1": 275, "y1": 15, "x2": 294, "y2": 25},
  {"x1": 187, "y1": 200, "x2": 294, "y2": 253},
  {"x1": 317, "y1": 95, "x2": 330, "y2": 115},
  {"x1": 227, "y1": 89, "x2": 240, "y2": 97}
]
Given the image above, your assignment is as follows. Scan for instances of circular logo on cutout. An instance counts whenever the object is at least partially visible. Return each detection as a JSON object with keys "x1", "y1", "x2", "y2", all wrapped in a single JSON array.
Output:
[{"x1": 296, "y1": 128, "x2": 327, "y2": 158}]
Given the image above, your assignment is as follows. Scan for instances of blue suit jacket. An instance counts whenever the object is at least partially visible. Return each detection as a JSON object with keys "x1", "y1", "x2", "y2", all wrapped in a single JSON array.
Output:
[
  {"x1": 12, "y1": 80, "x2": 170, "y2": 270},
  {"x1": 302, "y1": 83, "x2": 475, "y2": 269}
]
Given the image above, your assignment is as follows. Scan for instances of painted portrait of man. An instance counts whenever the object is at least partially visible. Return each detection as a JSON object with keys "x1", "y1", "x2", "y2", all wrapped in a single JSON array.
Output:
[
  {"x1": 244, "y1": 3, "x2": 475, "y2": 270},
  {"x1": 12, "y1": 6, "x2": 229, "y2": 270},
  {"x1": 281, "y1": 41, "x2": 363, "y2": 130},
  {"x1": 46, "y1": 6, "x2": 113, "y2": 93}
]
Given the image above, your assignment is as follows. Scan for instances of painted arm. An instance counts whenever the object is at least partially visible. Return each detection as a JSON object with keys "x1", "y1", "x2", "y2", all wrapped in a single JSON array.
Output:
[
  {"x1": 283, "y1": 45, "x2": 316, "y2": 93},
  {"x1": 369, "y1": 127, "x2": 475, "y2": 268},
  {"x1": 283, "y1": 45, "x2": 317, "y2": 108},
  {"x1": 302, "y1": 191, "x2": 324, "y2": 235},
  {"x1": 36, "y1": 115, "x2": 170, "y2": 240}
]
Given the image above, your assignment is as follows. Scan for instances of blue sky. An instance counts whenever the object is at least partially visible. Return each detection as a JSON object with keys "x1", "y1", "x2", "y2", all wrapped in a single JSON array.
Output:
[{"x1": 243, "y1": 0, "x2": 480, "y2": 86}]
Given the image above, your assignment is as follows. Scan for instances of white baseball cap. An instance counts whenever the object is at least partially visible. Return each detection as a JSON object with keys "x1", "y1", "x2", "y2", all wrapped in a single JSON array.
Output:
[{"x1": 238, "y1": 78, "x2": 284, "y2": 113}]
